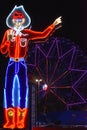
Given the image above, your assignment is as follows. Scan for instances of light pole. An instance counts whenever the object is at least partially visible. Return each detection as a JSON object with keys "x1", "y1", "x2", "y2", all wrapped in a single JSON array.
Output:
[
  {"x1": 35, "y1": 79, "x2": 42, "y2": 126},
  {"x1": 35, "y1": 79, "x2": 42, "y2": 87}
]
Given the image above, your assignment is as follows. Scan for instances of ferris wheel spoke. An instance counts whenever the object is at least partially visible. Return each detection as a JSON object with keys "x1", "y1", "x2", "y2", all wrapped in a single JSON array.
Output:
[
  {"x1": 50, "y1": 70, "x2": 69, "y2": 86},
  {"x1": 36, "y1": 66, "x2": 46, "y2": 83},
  {"x1": 51, "y1": 86, "x2": 71, "y2": 89},
  {"x1": 50, "y1": 89, "x2": 66, "y2": 105},
  {"x1": 49, "y1": 60, "x2": 59, "y2": 83},
  {"x1": 46, "y1": 58, "x2": 48, "y2": 84}
]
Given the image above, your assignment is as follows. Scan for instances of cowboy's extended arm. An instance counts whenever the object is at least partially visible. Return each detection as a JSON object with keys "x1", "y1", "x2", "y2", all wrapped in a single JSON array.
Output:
[{"x1": 22, "y1": 16, "x2": 62, "y2": 42}]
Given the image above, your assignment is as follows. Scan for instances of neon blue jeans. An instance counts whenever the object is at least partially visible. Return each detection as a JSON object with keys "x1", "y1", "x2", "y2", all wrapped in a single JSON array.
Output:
[{"x1": 4, "y1": 58, "x2": 29, "y2": 108}]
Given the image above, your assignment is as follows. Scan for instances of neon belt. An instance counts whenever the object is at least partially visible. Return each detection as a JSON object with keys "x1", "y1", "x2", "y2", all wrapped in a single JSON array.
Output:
[{"x1": 10, "y1": 58, "x2": 24, "y2": 62}]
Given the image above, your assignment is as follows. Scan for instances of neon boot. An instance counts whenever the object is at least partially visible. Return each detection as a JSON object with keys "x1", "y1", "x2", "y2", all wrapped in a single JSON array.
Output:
[
  {"x1": 16, "y1": 107, "x2": 28, "y2": 129},
  {"x1": 3, "y1": 108, "x2": 15, "y2": 129}
]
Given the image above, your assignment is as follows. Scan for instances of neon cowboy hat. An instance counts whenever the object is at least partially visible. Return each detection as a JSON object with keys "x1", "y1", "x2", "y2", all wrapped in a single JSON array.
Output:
[{"x1": 6, "y1": 5, "x2": 31, "y2": 29}]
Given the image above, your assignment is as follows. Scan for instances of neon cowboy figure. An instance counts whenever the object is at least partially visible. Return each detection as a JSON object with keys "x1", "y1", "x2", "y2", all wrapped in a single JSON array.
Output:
[{"x1": 0, "y1": 5, "x2": 62, "y2": 129}]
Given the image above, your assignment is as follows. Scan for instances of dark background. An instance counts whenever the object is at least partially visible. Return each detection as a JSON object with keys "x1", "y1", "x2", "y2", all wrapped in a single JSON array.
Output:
[
  {"x1": 0, "y1": 0, "x2": 87, "y2": 109},
  {"x1": 0, "y1": 0, "x2": 87, "y2": 127},
  {"x1": 0, "y1": 0, "x2": 87, "y2": 50}
]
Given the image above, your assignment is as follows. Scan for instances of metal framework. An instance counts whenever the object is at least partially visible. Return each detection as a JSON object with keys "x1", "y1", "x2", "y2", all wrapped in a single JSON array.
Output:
[{"x1": 27, "y1": 37, "x2": 87, "y2": 112}]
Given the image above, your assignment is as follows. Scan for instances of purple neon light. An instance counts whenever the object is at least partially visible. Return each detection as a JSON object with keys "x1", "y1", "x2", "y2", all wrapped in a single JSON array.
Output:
[{"x1": 27, "y1": 37, "x2": 87, "y2": 110}]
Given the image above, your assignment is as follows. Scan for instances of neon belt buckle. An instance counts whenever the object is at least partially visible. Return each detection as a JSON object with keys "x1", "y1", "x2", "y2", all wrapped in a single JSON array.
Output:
[{"x1": 15, "y1": 58, "x2": 19, "y2": 62}]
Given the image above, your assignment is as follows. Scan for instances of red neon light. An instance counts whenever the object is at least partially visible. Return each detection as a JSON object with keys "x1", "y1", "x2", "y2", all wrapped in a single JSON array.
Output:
[
  {"x1": 3, "y1": 108, "x2": 15, "y2": 129},
  {"x1": 16, "y1": 107, "x2": 28, "y2": 128},
  {"x1": 3, "y1": 107, "x2": 28, "y2": 129},
  {"x1": 0, "y1": 24, "x2": 55, "y2": 60},
  {"x1": 12, "y1": 11, "x2": 24, "y2": 19},
  {"x1": 15, "y1": 35, "x2": 20, "y2": 59},
  {"x1": 0, "y1": 6, "x2": 62, "y2": 129}
]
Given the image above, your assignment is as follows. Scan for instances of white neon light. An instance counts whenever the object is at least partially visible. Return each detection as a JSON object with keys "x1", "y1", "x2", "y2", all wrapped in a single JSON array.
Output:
[
  {"x1": 4, "y1": 89, "x2": 7, "y2": 108},
  {"x1": 12, "y1": 74, "x2": 20, "y2": 107},
  {"x1": 25, "y1": 87, "x2": 29, "y2": 108},
  {"x1": 25, "y1": 67, "x2": 29, "y2": 108},
  {"x1": 6, "y1": 5, "x2": 31, "y2": 29}
]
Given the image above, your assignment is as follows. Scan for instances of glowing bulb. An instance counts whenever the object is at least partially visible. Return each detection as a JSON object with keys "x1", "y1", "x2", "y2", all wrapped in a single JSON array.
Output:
[{"x1": 43, "y1": 84, "x2": 48, "y2": 91}]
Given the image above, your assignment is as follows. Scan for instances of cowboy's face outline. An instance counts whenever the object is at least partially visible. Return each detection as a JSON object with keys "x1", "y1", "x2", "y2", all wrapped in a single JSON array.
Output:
[
  {"x1": 12, "y1": 18, "x2": 25, "y2": 28},
  {"x1": 12, "y1": 11, "x2": 25, "y2": 28}
]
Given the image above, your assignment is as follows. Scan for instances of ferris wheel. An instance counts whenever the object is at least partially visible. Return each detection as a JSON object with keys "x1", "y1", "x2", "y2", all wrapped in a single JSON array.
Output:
[{"x1": 26, "y1": 37, "x2": 87, "y2": 112}]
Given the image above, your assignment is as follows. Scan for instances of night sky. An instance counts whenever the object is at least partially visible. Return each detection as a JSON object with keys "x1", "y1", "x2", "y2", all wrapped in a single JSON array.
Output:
[
  {"x1": 0, "y1": 0, "x2": 86, "y2": 49},
  {"x1": 0, "y1": 0, "x2": 87, "y2": 108}
]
